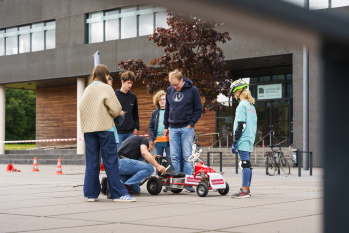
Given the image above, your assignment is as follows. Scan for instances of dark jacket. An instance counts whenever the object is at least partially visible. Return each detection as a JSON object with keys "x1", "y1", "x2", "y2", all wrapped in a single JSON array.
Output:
[
  {"x1": 164, "y1": 77, "x2": 202, "y2": 129},
  {"x1": 114, "y1": 89, "x2": 139, "y2": 134},
  {"x1": 149, "y1": 108, "x2": 160, "y2": 141}
]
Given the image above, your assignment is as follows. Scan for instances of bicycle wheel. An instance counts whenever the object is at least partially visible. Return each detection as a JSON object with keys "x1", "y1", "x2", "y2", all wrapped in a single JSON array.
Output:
[
  {"x1": 280, "y1": 154, "x2": 291, "y2": 175},
  {"x1": 266, "y1": 154, "x2": 276, "y2": 176}
]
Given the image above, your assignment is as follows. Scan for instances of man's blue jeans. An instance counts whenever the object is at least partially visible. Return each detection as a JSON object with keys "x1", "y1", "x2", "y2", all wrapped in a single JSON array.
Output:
[
  {"x1": 155, "y1": 146, "x2": 170, "y2": 157},
  {"x1": 84, "y1": 131, "x2": 128, "y2": 199},
  {"x1": 169, "y1": 127, "x2": 194, "y2": 175},
  {"x1": 117, "y1": 133, "x2": 133, "y2": 151},
  {"x1": 119, "y1": 157, "x2": 154, "y2": 191},
  {"x1": 239, "y1": 150, "x2": 252, "y2": 187}
]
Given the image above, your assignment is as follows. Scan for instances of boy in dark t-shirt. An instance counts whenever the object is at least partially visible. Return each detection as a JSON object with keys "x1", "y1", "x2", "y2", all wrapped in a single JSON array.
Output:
[{"x1": 118, "y1": 136, "x2": 166, "y2": 195}]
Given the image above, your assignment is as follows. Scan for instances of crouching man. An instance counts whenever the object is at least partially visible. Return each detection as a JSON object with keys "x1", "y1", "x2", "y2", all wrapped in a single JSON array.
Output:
[{"x1": 118, "y1": 136, "x2": 167, "y2": 195}]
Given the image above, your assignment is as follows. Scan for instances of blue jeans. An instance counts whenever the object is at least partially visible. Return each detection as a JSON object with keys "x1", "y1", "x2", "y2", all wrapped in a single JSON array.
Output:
[
  {"x1": 117, "y1": 133, "x2": 133, "y2": 151},
  {"x1": 84, "y1": 131, "x2": 128, "y2": 199},
  {"x1": 239, "y1": 150, "x2": 252, "y2": 187},
  {"x1": 119, "y1": 158, "x2": 154, "y2": 189},
  {"x1": 169, "y1": 127, "x2": 194, "y2": 175},
  {"x1": 155, "y1": 146, "x2": 170, "y2": 157}
]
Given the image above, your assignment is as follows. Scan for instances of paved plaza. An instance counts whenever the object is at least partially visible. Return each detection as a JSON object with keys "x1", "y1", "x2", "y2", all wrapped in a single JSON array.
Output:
[{"x1": 0, "y1": 164, "x2": 323, "y2": 233}]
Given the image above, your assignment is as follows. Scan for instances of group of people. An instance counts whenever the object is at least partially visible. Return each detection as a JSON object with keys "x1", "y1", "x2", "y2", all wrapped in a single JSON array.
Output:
[{"x1": 79, "y1": 64, "x2": 257, "y2": 202}]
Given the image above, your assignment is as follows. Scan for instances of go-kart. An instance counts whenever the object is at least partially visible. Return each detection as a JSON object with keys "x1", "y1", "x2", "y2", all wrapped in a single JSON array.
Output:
[{"x1": 140, "y1": 145, "x2": 229, "y2": 197}]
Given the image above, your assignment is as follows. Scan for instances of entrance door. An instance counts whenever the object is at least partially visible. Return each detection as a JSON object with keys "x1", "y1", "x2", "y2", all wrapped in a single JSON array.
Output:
[{"x1": 255, "y1": 99, "x2": 292, "y2": 146}]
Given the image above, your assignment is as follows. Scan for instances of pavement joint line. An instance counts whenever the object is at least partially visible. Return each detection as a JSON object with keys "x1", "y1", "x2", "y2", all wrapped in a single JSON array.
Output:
[
  {"x1": 119, "y1": 221, "x2": 209, "y2": 232},
  {"x1": 214, "y1": 213, "x2": 324, "y2": 231},
  {"x1": 4, "y1": 221, "x2": 116, "y2": 233}
]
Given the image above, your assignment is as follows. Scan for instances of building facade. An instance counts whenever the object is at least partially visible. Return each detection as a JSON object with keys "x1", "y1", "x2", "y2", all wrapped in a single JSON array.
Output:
[{"x1": 1, "y1": 0, "x2": 347, "y2": 166}]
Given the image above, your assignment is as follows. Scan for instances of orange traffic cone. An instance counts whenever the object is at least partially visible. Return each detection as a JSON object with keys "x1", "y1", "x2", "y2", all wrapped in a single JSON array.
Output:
[
  {"x1": 6, "y1": 164, "x2": 21, "y2": 172},
  {"x1": 32, "y1": 157, "x2": 39, "y2": 171},
  {"x1": 100, "y1": 163, "x2": 105, "y2": 171},
  {"x1": 55, "y1": 158, "x2": 63, "y2": 175}
]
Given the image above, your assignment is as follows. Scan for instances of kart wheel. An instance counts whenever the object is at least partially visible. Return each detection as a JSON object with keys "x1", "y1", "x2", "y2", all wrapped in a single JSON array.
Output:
[
  {"x1": 170, "y1": 189, "x2": 183, "y2": 194},
  {"x1": 196, "y1": 183, "x2": 209, "y2": 197},
  {"x1": 100, "y1": 177, "x2": 108, "y2": 195},
  {"x1": 218, "y1": 182, "x2": 230, "y2": 195},
  {"x1": 147, "y1": 178, "x2": 162, "y2": 195}
]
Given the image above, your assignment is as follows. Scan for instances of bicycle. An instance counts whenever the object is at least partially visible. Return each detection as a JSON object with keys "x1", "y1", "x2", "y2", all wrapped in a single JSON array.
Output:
[{"x1": 265, "y1": 139, "x2": 291, "y2": 176}]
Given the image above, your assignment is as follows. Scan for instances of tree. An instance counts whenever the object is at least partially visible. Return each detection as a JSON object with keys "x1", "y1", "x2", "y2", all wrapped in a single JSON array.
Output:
[
  {"x1": 118, "y1": 10, "x2": 232, "y2": 111},
  {"x1": 5, "y1": 89, "x2": 36, "y2": 140}
]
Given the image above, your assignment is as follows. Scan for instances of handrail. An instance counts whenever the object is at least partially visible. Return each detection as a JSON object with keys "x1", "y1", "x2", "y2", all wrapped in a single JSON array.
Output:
[{"x1": 253, "y1": 131, "x2": 273, "y2": 147}]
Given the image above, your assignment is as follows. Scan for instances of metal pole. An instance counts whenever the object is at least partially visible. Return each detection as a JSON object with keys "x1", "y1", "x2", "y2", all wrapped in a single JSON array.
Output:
[
  {"x1": 303, "y1": 0, "x2": 310, "y2": 171},
  {"x1": 255, "y1": 146, "x2": 257, "y2": 164},
  {"x1": 220, "y1": 152, "x2": 222, "y2": 172},
  {"x1": 0, "y1": 85, "x2": 5, "y2": 154},
  {"x1": 207, "y1": 152, "x2": 210, "y2": 167},
  {"x1": 298, "y1": 150, "x2": 301, "y2": 177},
  {"x1": 235, "y1": 152, "x2": 238, "y2": 174},
  {"x1": 310, "y1": 152, "x2": 312, "y2": 176},
  {"x1": 329, "y1": 0, "x2": 332, "y2": 8}
]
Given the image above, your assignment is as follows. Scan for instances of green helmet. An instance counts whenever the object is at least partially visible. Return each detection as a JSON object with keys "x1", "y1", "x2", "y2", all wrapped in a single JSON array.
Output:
[{"x1": 229, "y1": 79, "x2": 248, "y2": 95}]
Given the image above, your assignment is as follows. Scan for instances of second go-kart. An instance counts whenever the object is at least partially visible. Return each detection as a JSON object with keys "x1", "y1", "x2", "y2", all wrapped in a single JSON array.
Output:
[{"x1": 140, "y1": 146, "x2": 229, "y2": 197}]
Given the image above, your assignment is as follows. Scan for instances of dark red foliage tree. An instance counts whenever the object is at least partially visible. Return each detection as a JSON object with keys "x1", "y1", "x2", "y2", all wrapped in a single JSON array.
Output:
[{"x1": 118, "y1": 11, "x2": 232, "y2": 111}]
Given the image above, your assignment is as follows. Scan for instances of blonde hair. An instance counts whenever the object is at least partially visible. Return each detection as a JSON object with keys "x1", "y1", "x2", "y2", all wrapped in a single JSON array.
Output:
[
  {"x1": 169, "y1": 69, "x2": 183, "y2": 82},
  {"x1": 153, "y1": 90, "x2": 166, "y2": 108},
  {"x1": 238, "y1": 89, "x2": 255, "y2": 105}
]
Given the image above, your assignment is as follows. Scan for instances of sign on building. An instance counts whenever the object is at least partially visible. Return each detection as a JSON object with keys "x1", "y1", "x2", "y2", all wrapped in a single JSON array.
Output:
[{"x1": 257, "y1": 84, "x2": 282, "y2": 99}]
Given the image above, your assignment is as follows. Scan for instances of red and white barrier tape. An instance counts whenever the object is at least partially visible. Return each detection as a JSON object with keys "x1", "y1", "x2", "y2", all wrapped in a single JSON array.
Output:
[{"x1": 0, "y1": 134, "x2": 150, "y2": 144}]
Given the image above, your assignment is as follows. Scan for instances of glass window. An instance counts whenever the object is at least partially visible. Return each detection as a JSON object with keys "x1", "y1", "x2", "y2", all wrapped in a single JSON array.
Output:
[
  {"x1": 32, "y1": 23, "x2": 44, "y2": 52},
  {"x1": 272, "y1": 75, "x2": 278, "y2": 81},
  {"x1": 286, "y1": 84, "x2": 293, "y2": 98},
  {"x1": 286, "y1": 74, "x2": 292, "y2": 80},
  {"x1": 121, "y1": 7, "x2": 137, "y2": 39},
  {"x1": 89, "y1": 12, "x2": 103, "y2": 43},
  {"x1": 264, "y1": 76, "x2": 271, "y2": 82},
  {"x1": 139, "y1": 5, "x2": 154, "y2": 36},
  {"x1": 6, "y1": 27, "x2": 18, "y2": 55},
  {"x1": 19, "y1": 26, "x2": 30, "y2": 53},
  {"x1": 277, "y1": 74, "x2": 285, "y2": 81},
  {"x1": 250, "y1": 77, "x2": 258, "y2": 83},
  {"x1": 0, "y1": 30, "x2": 4, "y2": 56},
  {"x1": 45, "y1": 21, "x2": 55, "y2": 49},
  {"x1": 250, "y1": 87, "x2": 257, "y2": 99},
  {"x1": 156, "y1": 10, "x2": 168, "y2": 29},
  {"x1": 258, "y1": 76, "x2": 264, "y2": 83},
  {"x1": 105, "y1": 10, "x2": 120, "y2": 41}
]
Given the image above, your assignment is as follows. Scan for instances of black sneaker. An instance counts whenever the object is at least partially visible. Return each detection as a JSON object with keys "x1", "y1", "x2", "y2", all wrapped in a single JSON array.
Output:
[
  {"x1": 124, "y1": 184, "x2": 140, "y2": 196},
  {"x1": 230, "y1": 188, "x2": 250, "y2": 198},
  {"x1": 101, "y1": 177, "x2": 108, "y2": 195}
]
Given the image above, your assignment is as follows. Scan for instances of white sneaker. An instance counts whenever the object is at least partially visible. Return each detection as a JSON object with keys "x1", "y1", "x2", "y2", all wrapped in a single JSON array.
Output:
[{"x1": 88, "y1": 198, "x2": 98, "y2": 202}]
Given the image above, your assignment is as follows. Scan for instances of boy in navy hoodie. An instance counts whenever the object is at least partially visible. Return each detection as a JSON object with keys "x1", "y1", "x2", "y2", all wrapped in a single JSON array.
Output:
[{"x1": 163, "y1": 69, "x2": 202, "y2": 192}]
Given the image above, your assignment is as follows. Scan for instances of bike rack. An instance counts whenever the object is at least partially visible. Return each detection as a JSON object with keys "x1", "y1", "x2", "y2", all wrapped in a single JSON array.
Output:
[
  {"x1": 296, "y1": 151, "x2": 313, "y2": 177},
  {"x1": 206, "y1": 152, "x2": 223, "y2": 172}
]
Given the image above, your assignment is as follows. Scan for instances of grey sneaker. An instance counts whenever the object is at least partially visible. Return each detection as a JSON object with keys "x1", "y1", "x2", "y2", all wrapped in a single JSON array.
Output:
[
  {"x1": 186, "y1": 186, "x2": 195, "y2": 192},
  {"x1": 230, "y1": 189, "x2": 250, "y2": 198}
]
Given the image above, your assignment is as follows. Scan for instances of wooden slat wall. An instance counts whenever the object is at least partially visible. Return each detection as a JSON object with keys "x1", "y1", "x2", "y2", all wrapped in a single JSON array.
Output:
[
  {"x1": 35, "y1": 82, "x2": 216, "y2": 148},
  {"x1": 36, "y1": 85, "x2": 77, "y2": 147}
]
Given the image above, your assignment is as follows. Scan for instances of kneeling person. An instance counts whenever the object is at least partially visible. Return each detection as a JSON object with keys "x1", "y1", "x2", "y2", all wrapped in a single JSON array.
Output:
[{"x1": 118, "y1": 136, "x2": 166, "y2": 195}]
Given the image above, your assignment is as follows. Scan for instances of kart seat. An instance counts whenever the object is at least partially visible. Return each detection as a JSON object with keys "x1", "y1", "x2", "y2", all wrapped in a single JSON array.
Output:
[{"x1": 156, "y1": 156, "x2": 186, "y2": 178}]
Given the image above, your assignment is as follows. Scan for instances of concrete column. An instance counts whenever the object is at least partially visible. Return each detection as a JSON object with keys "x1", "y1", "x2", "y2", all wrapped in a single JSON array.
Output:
[
  {"x1": 77, "y1": 78, "x2": 85, "y2": 154},
  {"x1": 0, "y1": 85, "x2": 5, "y2": 154}
]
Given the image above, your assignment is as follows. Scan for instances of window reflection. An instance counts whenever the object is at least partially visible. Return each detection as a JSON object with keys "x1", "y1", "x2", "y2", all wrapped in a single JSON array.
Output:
[
  {"x1": 121, "y1": 7, "x2": 137, "y2": 39},
  {"x1": 45, "y1": 22, "x2": 56, "y2": 49},
  {"x1": 19, "y1": 26, "x2": 30, "y2": 53},
  {"x1": 32, "y1": 23, "x2": 45, "y2": 52},
  {"x1": 0, "y1": 30, "x2": 4, "y2": 56},
  {"x1": 139, "y1": 6, "x2": 154, "y2": 36},
  {"x1": 105, "y1": 10, "x2": 120, "y2": 41},
  {"x1": 6, "y1": 28, "x2": 18, "y2": 55}
]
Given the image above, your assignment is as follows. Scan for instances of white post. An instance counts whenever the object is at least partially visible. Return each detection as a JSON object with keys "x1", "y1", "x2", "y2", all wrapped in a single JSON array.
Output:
[
  {"x1": 0, "y1": 85, "x2": 5, "y2": 154},
  {"x1": 77, "y1": 78, "x2": 85, "y2": 154}
]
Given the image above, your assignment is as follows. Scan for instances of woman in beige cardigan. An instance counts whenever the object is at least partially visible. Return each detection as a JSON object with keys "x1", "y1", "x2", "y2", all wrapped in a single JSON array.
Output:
[{"x1": 79, "y1": 64, "x2": 135, "y2": 202}]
